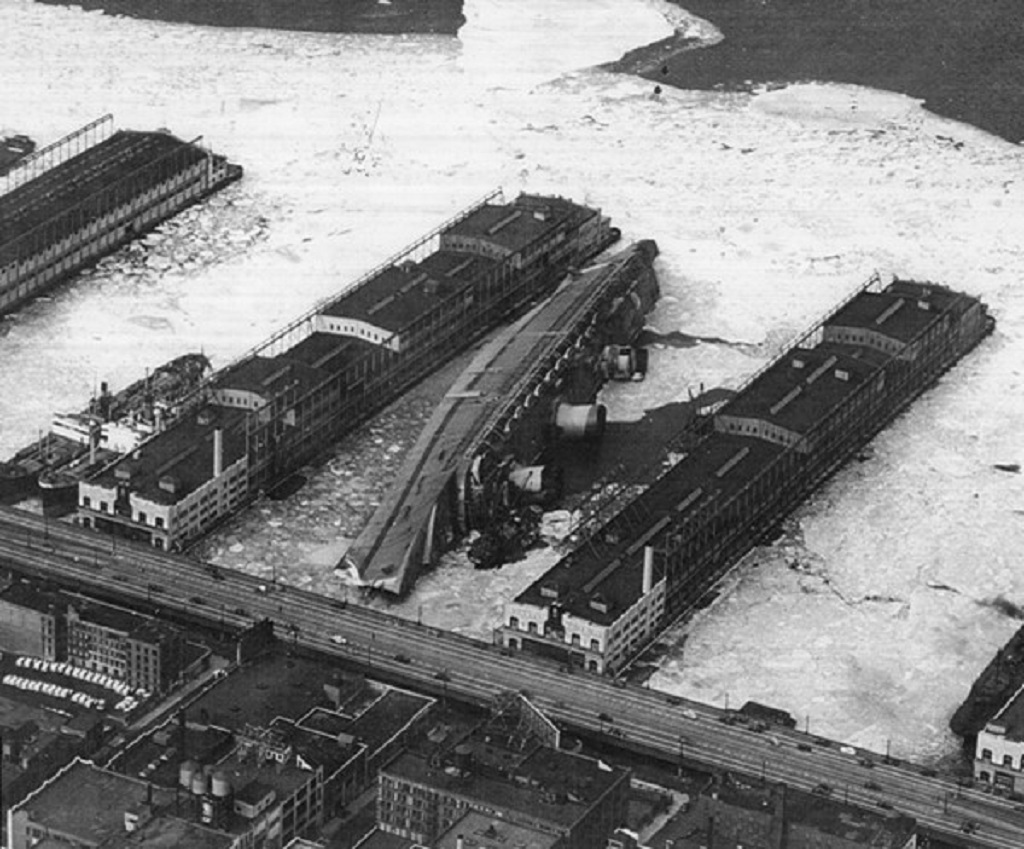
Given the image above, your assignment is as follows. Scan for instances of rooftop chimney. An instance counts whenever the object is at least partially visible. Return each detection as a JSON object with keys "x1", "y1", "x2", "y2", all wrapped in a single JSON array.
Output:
[
  {"x1": 213, "y1": 428, "x2": 223, "y2": 478},
  {"x1": 643, "y1": 546, "x2": 654, "y2": 595}
]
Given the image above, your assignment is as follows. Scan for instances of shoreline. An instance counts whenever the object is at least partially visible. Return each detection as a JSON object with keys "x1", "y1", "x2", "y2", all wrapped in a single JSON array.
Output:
[
  {"x1": 610, "y1": 0, "x2": 1024, "y2": 146},
  {"x1": 36, "y1": 0, "x2": 466, "y2": 35}
]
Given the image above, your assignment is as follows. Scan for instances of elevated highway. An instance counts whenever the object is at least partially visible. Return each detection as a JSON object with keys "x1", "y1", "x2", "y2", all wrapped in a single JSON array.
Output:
[{"x1": 1, "y1": 505, "x2": 1020, "y2": 847}]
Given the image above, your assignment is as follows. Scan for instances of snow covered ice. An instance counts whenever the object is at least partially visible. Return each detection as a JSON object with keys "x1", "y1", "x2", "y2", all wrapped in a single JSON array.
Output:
[{"x1": 2, "y1": 0, "x2": 1024, "y2": 765}]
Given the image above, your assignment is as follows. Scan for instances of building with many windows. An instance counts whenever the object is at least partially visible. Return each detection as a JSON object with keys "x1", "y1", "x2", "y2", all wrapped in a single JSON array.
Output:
[
  {"x1": 974, "y1": 681, "x2": 1024, "y2": 793},
  {"x1": 66, "y1": 602, "x2": 185, "y2": 692},
  {"x1": 495, "y1": 277, "x2": 993, "y2": 674},
  {"x1": 376, "y1": 695, "x2": 629, "y2": 849},
  {"x1": 72, "y1": 192, "x2": 616, "y2": 552},
  {"x1": 0, "y1": 581, "x2": 67, "y2": 661}
]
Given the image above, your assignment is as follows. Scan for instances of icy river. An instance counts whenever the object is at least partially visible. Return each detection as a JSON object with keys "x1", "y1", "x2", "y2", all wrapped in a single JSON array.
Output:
[{"x1": 2, "y1": 0, "x2": 1024, "y2": 764}]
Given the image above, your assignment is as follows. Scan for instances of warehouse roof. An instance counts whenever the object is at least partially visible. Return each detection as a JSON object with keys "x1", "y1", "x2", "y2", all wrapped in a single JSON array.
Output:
[
  {"x1": 516, "y1": 434, "x2": 782, "y2": 625},
  {"x1": 718, "y1": 341, "x2": 888, "y2": 434},
  {"x1": 0, "y1": 131, "x2": 207, "y2": 263},
  {"x1": 826, "y1": 279, "x2": 963, "y2": 344},
  {"x1": 87, "y1": 405, "x2": 248, "y2": 504},
  {"x1": 445, "y1": 194, "x2": 589, "y2": 254}
]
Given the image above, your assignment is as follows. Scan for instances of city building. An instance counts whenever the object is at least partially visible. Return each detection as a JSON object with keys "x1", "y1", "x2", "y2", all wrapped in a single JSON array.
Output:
[
  {"x1": 648, "y1": 775, "x2": 917, "y2": 849},
  {"x1": 496, "y1": 277, "x2": 993, "y2": 674},
  {"x1": 66, "y1": 601, "x2": 185, "y2": 692},
  {"x1": 376, "y1": 694, "x2": 630, "y2": 848},
  {"x1": 974, "y1": 681, "x2": 1024, "y2": 792},
  {"x1": 6, "y1": 758, "x2": 178, "y2": 849},
  {"x1": 0, "y1": 581, "x2": 67, "y2": 661}
]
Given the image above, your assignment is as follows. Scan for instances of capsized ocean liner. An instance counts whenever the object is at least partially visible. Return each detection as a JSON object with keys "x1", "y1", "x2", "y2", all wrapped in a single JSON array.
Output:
[
  {"x1": 0, "y1": 353, "x2": 211, "y2": 506},
  {"x1": 72, "y1": 191, "x2": 620, "y2": 551}
]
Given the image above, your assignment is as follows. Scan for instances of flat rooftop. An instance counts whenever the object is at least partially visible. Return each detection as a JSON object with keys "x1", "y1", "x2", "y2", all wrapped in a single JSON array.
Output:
[
  {"x1": 516, "y1": 433, "x2": 783, "y2": 624},
  {"x1": 211, "y1": 752, "x2": 312, "y2": 817},
  {"x1": 990, "y1": 682, "x2": 1024, "y2": 741},
  {"x1": 320, "y1": 259, "x2": 465, "y2": 332},
  {"x1": 826, "y1": 279, "x2": 964, "y2": 344},
  {"x1": 444, "y1": 194, "x2": 589, "y2": 253},
  {"x1": 285, "y1": 331, "x2": 367, "y2": 375},
  {"x1": 103, "y1": 815, "x2": 237, "y2": 849},
  {"x1": 384, "y1": 742, "x2": 626, "y2": 830},
  {"x1": 437, "y1": 810, "x2": 560, "y2": 849},
  {"x1": 270, "y1": 716, "x2": 364, "y2": 777},
  {"x1": 88, "y1": 405, "x2": 248, "y2": 504},
  {"x1": 0, "y1": 131, "x2": 207, "y2": 263},
  {"x1": 345, "y1": 687, "x2": 433, "y2": 754},
  {"x1": 717, "y1": 781, "x2": 916, "y2": 847},
  {"x1": 719, "y1": 341, "x2": 888, "y2": 433},
  {"x1": 213, "y1": 355, "x2": 327, "y2": 401},
  {"x1": 15, "y1": 759, "x2": 177, "y2": 845},
  {"x1": 0, "y1": 580, "x2": 66, "y2": 615}
]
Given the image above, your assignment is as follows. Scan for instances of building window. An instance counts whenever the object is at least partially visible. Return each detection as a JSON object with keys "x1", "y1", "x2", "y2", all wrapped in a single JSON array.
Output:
[
  {"x1": 982, "y1": 749, "x2": 993, "y2": 761},
  {"x1": 509, "y1": 616, "x2": 519, "y2": 630},
  {"x1": 100, "y1": 501, "x2": 108, "y2": 512},
  {"x1": 83, "y1": 496, "x2": 91, "y2": 508},
  {"x1": 1004, "y1": 754, "x2": 1014, "y2": 768},
  {"x1": 155, "y1": 517, "x2": 164, "y2": 528},
  {"x1": 590, "y1": 638, "x2": 600, "y2": 652},
  {"x1": 571, "y1": 634, "x2": 580, "y2": 647},
  {"x1": 527, "y1": 622, "x2": 537, "y2": 634},
  {"x1": 138, "y1": 511, "x2": 147, "y2": 525}
]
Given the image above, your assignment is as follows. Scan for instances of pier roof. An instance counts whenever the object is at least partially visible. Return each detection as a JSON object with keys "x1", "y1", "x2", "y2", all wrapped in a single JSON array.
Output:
[
  {"x1": 516, "y1": 434, "x2": 783, "y2": 625},
  {"x1": 445, "y1": 194, "x2": 588, "y2": 254},
  {"x1": 0, "y1": 131, "x2": 206, "y2": 263},
  {"x1": 826, "y1": 280, "x2": 962, "y2": 344},
  {"x1": 320, "y1": 262, "x2": 455, "y2": 331},
  {"x1": 87, "y1": 405, "x2": 248, "y2": 504},
  {"x1": 989, "y1": 682, "x2": 1024, "y2": 742},
  {"x1": 213, "y1": 354, "x2": 326, "y2": 400},
  {"x1": 286, "y1": 332, "x2": 370, "y2": 375},
  {"x1": 719, "y1": 342, "x2": 888, "y2": 433}
]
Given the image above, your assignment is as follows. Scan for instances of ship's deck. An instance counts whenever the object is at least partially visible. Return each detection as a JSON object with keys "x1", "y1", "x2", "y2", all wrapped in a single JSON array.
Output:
[{"x1": 349, "y1": 242, "x2": 655, "y2": 593}]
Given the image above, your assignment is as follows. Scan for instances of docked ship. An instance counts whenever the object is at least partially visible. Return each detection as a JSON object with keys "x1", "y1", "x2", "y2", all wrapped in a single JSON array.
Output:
[
  {"x1": 72, "y1": 192, "x2": 620, "y2": 551},
  {"x1": 0, "y1": 353, "x2": 210, "y2": 508}
]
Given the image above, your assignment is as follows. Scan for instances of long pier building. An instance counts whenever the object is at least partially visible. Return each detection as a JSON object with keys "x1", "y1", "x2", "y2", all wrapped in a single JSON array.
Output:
[
  {"x1": 74, "y1": 192, "x2": 618, "y2": 550},
  {"x1": 0, "y1": 114, "x2": 241, "y2": 316},
  {"x1": 495, "y1": 275, "x2": 994, "y2": 674},
  {"x1": 347, "y1": 239, "x2": 661, "y2": 594}
]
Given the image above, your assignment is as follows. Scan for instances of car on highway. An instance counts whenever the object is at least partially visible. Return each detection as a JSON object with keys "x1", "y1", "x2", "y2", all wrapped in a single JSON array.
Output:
[
  {"x1": 864, "y1": 781, "x2": 882, "y2": 792},
  {"x1": 329, "y1": 635, "x2": 348, "y2": 646},
  {"x1": 189, "y1": 595, "x2": 205, "y2": 605},
  {"x1": 797, "y1": 743, "x2": 813, "y2": 752},
  {"x1": 682, "y1": 708, "x2": 698, "y2": 720},
  {"x1": 811, "y1": 783, "x2": 833, "y2": 797},
  {"x1": 839, "y1": 745, "x2": 856, "y2": 755},
  {"x1": 960, "y1": 820, "x2": 978, "y2": 834},
  {"x1": 394, "y1": 653, "x2": 412, "y2": 664}
]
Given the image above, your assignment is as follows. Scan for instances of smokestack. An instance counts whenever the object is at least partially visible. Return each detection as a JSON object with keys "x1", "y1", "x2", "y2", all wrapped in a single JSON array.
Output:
[
  {"x1": 456, "y1": 836, "x2": 464, "y2": 849},
  {"x1": 89, "y1": 423, "x2": 99, "y2": 466},
  {"x1": 213, "y1": 428, "x2": 223, "y2": 478},
  {"x1": 643, "y1": 546, "x2": 654, "y2": 595}
]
